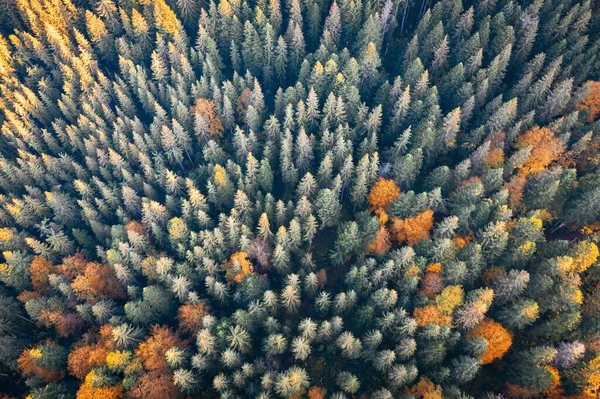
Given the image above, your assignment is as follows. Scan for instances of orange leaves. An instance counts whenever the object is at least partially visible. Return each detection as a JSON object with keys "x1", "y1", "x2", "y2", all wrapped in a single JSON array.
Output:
[
  {"x1": 223, "y1": 252, "x2": 254, "y2": 284},
  {"x1": 192, "y1": 98, "x2": 224, "y2": 137},
  {"x1": 177, "y1": 302, "x2": 210, "y2": 334},
  {"x1": 71, "y1": 262, "x2": 125, "y2": 300},
  {"x1": 307, "y1": 386, "x2": 326, "y2": 399},
  {"x1": 406, "y1": 377, "x2": 443, "y2": 399},
  {"x1": 368, "y1": 178, "x2": 401, "y2": 209},
  {"x1": 468, "y1": 319, "x2": 512, "y2": 364},
  {"x1": 135, "y1": 325, "x2": 184, "y2": 372},
  {"x1": 515, "y1": 126, "x2": 564, "y2": 176},
  {"x1": 18, "y1": 344, "x2": 64, "y2": 382},
  {"x1": 413, "y1": 305, "x2": 452, "y2": 327},
  {"x1": 391, "y1": 209, "x2": 434, "y2": 246},
  {"x1": 577, "y1": 81, "x2": 600, "y2": 122},
  {"x1": 68, "y1": 345, "x2": 108, "y2": 379},
  {"x1": 367, "y1": 224, "x2": 392, "y2": 254},
  {"x1": 30, "y1": 256, "x2": 54, "y2": 293},
  {"x1": 76, "y1": 383, "x2": 123, "y2": 399}
]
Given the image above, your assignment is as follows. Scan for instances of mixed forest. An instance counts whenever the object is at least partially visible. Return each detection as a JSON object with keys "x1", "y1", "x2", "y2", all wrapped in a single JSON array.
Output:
[{"x1": 1, "y1": 0, "x2": 600, "y2": 398}]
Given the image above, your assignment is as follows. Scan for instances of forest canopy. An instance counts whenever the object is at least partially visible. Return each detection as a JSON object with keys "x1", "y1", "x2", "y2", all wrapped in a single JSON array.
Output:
[{"x1": 1, "y1": 0, "x2": 600, "y2": 398}]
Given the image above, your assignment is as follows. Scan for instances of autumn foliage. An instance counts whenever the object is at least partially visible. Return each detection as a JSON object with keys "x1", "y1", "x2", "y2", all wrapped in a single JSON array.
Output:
[
  {"x1": 413, "y1": 305, "x2": 452, "y2": 327},
  {"x1": 223, "y1": 252, "x2": 254, "y2": 283},
  {"x1": 368, "y1": 178, "x2": 401, "y2": 209},
  {"x1": 307, "y1": 386, "x2": 326, "y2": 399},
  {"x1": 407, "y1": 377, "x2": 443, "y2": 399},
  {"x1": 468, "y1": 319, "x2": 513, "y2": 364},
  {"x1": 177, "y1": 302, "x2": 210, "y2": 334},
  {"x1": 577, "y1": 81, "x2": 600, "y2": 122},
  {"x1": 192, "y1": 98, "x2": 224, "y2": 137},
  {"x1": 135, "y1": 325, "x2": 184, "y2": 371},
  {"x1": 71, "y1": 262, "x2": 126, "y2": 300},
  {"x1": 68, "y1": 344, "x2": 109, "y2": 379},
  {"x1": 76, "y1": 383, "x2": 123, "y2": 399},
  {"x1": 30, "y1": 256, "x2": 54, "y2": 293},
  {"x1": 128, "y1": 371, "x2": 184, "y2": 399},
  {"x1": 515, "y1": 126, "x2": 564, "y2": 176},
  {"x1": 391, "y1": 209, "x2": 434, "y2": 246},
  {"x1": 18, "y1": 342, "x2": 65, "y2": 382},
  {"x1": 368, "y1": 224, "x2": 392, "y2": 254}
]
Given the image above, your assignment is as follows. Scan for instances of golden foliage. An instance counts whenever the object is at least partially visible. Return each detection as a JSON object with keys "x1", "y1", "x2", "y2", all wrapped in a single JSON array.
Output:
[
  {"x1": 426, "y1": 263, "x2": 442, "y2": 273},
  {"x1": 213, "y1": 164, "x2": 227, "y2": 185},
  {"x1": 368, "y1": 178, "x2": 401, "y2": 209},
  {"x1": 413, "y1": 305, "x2": 452, "y2": 327},
  {"x1": 0, "y1": 227, "x2": 13, "y2": 242},
  {"x1": 76, "y1": 383, "x2": 123, "y2": 399},
  {"x1": 468, "y1": 319, "x2": 512, "y2": 364},
  {"x1": 515, "y1": 126, "x2": 564, "y2": 176},
  {"x1": 391, "y1": 209, "x2": 434, "y2": 246},
  {"x1": 223, "y1": 252, "x2": 254, "y2": 284},
  {"x1": 571, "y1": 241, "x2": 599, "y2": 273},
  {"x1": 435, "y1": 285, "x2": 464, "y2": 316},
  {"x1": 153, "y1": 0, "x2": 182, "y2": 35},
  {"x1": 167, "y1": 217, "x2": 187, "y2": 239},
  {"x1": 105, "y1": 351, "x2": 131, "y2": 369}
]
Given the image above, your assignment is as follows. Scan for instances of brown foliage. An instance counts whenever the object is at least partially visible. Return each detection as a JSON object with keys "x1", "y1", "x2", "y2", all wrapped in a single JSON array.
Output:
[
  {"x1": 135, "y1": 325, "x2": 184, "y2": 372},
  {"x1": 17, "y1": 290, "x2": 41, "y2": 303},
  {"x1": 515, "y1": 126, "x2": 564, "y2": 176},
  {"x1": 418, "y1": 272, "x2": 444, "y2": 298},
  {"x1": 39, "y1": 309, "x2": 85, "y2": 337},
  {"x1": 192, "y1": 98, "x2": 224, "y2": 137},
  {"x1": 468, "y1": 319, "x2": 512, "y2": 364},
  {"x1": 71, "y1": 262, "x2": 126, "y2": 300},
  {"x1": 68, "y1": 344, "x2": 109, "y2": 379},
  {"x1": 390, "y1": 209, "x2": 434, "y2": 246},
  {"x1": 316, "y1": 269, "x2": 327, "y2": 289},
  {"x1": 368, "y1": 178, "x2": 401, "y2": 209},
  {"x1": 30, "y1": 256, "x2": 54, "y2": 293},
  {"x1": 177, "y1": 302, "x2": 210, "y2": 334},
  {"x1": 128, "y1": 371, "x2": 184, "y2": 399}
]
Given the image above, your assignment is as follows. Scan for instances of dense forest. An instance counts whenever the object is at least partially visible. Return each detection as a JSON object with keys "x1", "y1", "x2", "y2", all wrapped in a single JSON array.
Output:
[{"x1": 0, "y1": 0, "x2": 600, "y2": 398}]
